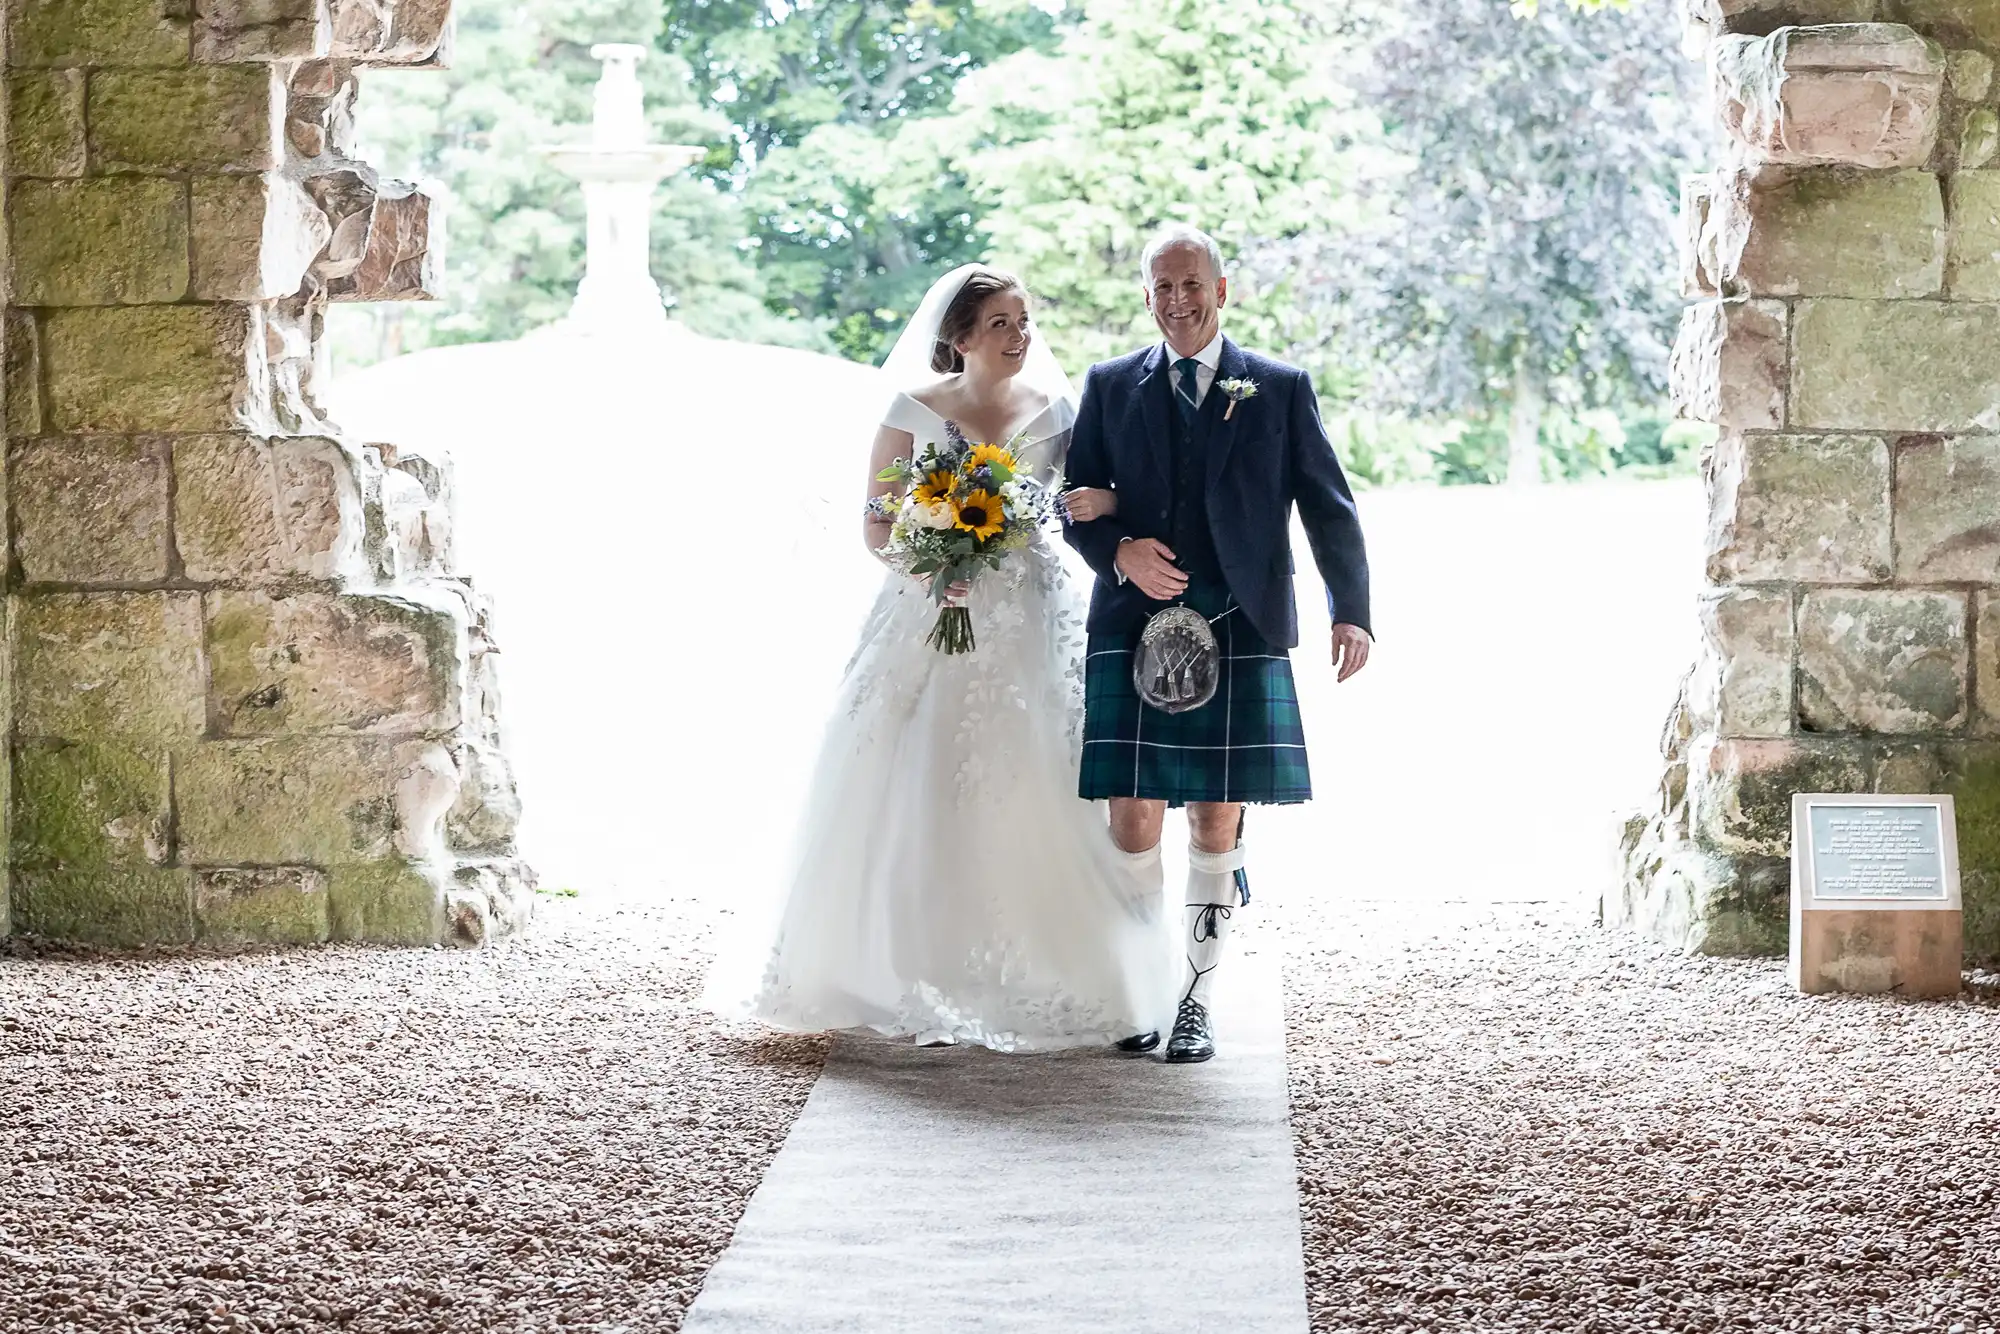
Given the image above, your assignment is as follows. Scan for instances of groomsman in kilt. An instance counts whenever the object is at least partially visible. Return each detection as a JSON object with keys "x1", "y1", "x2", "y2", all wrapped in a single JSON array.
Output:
[{"x1": 1063, "y1": 223, "x2": 1372, "y2": 1064}]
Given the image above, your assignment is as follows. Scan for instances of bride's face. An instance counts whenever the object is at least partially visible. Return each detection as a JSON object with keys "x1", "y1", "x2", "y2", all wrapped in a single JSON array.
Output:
[{"x1": 957, "y1": 291, "x2": 1033, "y2": 379}]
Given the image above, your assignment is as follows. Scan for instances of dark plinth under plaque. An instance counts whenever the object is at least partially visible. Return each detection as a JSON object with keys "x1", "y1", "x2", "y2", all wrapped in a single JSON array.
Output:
[{"x1": 1791, "y1": 794, "x2": 1962, "y2": 998}]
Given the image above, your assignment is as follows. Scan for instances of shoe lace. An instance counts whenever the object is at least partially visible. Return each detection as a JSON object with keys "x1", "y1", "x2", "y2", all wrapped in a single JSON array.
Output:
[{"x1": 1172, "y1": 994, "x2": 1210, "y2": 1036}]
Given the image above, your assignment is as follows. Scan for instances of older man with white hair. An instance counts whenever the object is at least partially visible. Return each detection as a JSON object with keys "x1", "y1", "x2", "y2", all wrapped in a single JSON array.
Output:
[{"x1": 1063, "y1": 223, "x2": 1373, "y2": 1063}]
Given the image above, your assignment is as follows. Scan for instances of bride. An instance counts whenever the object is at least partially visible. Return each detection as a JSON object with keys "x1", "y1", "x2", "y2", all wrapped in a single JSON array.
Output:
[{"x1": 704, "y1": 265, "x2": 1174, "y2": 1051}]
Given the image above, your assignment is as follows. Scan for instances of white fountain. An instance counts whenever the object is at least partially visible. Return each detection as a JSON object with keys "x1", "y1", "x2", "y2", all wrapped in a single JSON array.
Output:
[{"x1": 542, "y1": 44, "x2": 705, "y2": 338}]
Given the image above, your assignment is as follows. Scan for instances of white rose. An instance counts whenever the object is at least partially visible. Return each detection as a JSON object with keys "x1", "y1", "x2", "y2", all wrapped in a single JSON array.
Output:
[{"x1": 920, "y1": 500, "x2": 956, "y2": 530}]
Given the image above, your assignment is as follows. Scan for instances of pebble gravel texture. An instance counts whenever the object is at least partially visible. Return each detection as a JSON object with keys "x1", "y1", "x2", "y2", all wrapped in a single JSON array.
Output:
[
  {"x1": 0, "y1": 890, "x2": 824, "y2": 1333},
  {"x1": 1278, "y1": 897, "x2": 2000, "y2": 1334}
]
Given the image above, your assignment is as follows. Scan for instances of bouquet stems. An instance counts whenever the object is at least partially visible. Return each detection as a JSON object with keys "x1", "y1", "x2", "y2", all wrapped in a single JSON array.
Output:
[{"x1": 926, "y1": 606, "x2": 976, "y2": 655}]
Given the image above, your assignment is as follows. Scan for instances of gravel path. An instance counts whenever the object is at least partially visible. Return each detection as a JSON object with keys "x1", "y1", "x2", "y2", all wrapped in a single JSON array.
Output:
[
  {"x1": 0, "y1": 890, "x2": 823, "y2": 1333},
  {"x1": 1277, "y1": 895, "x2": 2000, "y2": 1334}
]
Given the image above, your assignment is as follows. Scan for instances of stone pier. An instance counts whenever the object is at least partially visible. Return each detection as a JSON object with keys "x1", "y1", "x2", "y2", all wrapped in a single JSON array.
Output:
[
  {"x1": 1616, "y1": 3, "x2": 2000, "y2": 960},
  {"x1": 0, "y1": 0, "x2": 533, "y2": 947}
]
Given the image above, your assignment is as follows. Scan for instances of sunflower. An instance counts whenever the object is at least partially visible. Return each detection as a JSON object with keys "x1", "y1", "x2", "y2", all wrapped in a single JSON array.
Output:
[
  {"x1": 967, "y1": 443, "x2": 1017, "y2": 472},
  {"x1": 912, "y1": 469, "x2": 959, "y2": 505},
  {"x1": 952, "y1": 489, "x2": 1007, "y2": 541}
]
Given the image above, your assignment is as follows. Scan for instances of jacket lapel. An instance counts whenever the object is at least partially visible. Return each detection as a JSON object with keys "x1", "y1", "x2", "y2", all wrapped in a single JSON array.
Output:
[
  {"x1": 1203, "y1": 337, "x2": 1250, "y2": 486},
  {"x1": 1134, "y1": 344, "x2": 1173, "y2": 492}
]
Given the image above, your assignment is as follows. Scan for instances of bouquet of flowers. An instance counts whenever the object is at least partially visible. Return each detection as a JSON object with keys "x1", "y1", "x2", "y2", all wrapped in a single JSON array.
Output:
[{"x1": 867, "y1": 422, "x2": 1063, "y2": 654}]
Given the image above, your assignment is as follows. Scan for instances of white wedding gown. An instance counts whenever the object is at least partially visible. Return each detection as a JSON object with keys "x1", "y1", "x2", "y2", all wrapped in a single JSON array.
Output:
[{"x1": 705, "y1": 392, "x2": 1175, "y2": 1051}]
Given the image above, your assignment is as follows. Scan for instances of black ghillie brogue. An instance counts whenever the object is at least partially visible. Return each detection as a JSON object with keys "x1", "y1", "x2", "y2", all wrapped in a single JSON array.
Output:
[
  {"x1": 1163, "y1": 995, "x2": 1214, "y2": 1064},
  {"x1": 1114, "y1": 1030, "x2": 1160, "y2": 1054}
]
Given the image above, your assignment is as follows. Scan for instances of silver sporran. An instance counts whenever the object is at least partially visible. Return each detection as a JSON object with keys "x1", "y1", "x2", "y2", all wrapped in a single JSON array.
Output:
[{"x1": 1134, "y1": 605, "x2": 1219, "y2": 714}]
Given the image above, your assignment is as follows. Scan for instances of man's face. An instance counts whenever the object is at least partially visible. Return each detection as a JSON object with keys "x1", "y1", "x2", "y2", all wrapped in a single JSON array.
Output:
[{"x1": 1146, "y1": 243, "x2": 1227, "y2": 357}]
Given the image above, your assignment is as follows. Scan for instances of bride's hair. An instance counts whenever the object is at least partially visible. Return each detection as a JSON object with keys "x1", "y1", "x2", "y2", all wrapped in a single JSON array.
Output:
[{"x1": 932, "y1": 267, "x2": 1025, "y2": 373}]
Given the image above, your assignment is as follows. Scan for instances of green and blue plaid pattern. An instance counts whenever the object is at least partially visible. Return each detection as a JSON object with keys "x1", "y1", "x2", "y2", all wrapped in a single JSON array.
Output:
[{"x1": 1079, "y1": 582, "x2": 1311, "y2": 807}]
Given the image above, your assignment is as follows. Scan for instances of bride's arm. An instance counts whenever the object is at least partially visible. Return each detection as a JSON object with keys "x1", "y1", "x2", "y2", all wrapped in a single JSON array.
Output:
[{"x1": 863, "y1": 424, "x2": 915, "y2": 559}]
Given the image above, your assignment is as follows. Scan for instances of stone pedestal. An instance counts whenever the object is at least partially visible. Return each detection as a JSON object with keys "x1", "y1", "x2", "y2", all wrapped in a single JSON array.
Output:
[
  {"x1": 1615, "y1": 0, "x2": 2000, "y2": 966},
  {"x1": 0, "y1": 0, "x2": 534, "y2": 947}
]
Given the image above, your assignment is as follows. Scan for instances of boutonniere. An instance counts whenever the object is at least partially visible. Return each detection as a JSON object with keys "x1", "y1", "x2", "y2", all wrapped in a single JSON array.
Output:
[{"x1": 1218, "y1": 378, "x2": 1259, "y2": 421}]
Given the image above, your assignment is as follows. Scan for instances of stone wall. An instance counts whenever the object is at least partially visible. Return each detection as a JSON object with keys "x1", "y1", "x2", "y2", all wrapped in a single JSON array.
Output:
[
  {"x1": 0, "y1": 0, "x2": 532, "y2": 948},
  {"x1": 1615, "y1": 3, "x2": 2000, "y2": 960}
]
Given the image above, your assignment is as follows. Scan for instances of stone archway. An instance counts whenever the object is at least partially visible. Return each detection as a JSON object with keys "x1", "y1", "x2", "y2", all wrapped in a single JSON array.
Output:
[
  {"x1": 1616, "y1": 4, "x2": 2000, "y2": 961},
  {"x1": 0, "y1": 0, "x2": 532, "y2": 948}
]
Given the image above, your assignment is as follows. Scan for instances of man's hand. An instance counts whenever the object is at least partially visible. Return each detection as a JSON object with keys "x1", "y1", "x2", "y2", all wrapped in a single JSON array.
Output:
[
  {"x1": 1114, "y1": 538, "x2": 1189, "y2": 601},
  {"x1": 1332, "y1": 624, "x2": 1371, "y2": 683}
]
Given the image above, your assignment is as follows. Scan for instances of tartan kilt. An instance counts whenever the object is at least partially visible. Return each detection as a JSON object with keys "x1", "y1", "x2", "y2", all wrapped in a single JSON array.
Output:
[{"x1": 1079, "y1": 582, "x2": 1311, "y2": 807}]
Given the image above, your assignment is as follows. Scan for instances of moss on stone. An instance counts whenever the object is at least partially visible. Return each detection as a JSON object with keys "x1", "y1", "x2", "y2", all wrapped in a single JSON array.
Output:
[
  {"x1": 8, "y1": 71, "x2": 88, "y2": 178},
  {"x1": 175, "y1": 737, "x2": 413, "y2": 866},
  {"x1": 12, "y1": 868, "x2": 194, "y2": 946},
  {"x1": 9, "y1": 178, "x2": 189, "y2": 306},
  {"x1": 1941, "y1": 745, "x2": 2000, "y2": 962},
  {"x1": 13, "y1": 740, "x2": 170, "y2": 870},
  {"x1": 12, "y1": 592, "x2": 206, "y2": 743},
  {"x1": 194, "y1": 868, "x2": 330, "y2": 948},
  {"x1": 7, "y1": 0, "x2": 192, "y2": 69},
  {"x1": 88, "y1": 67, "x2": 280, "y2": 173},
  {"x1": 42, "y1": 304, "x2": 256, "y2": 434},
  {"x1": 328, "y1": 860, "x2": 444, "y2": 946}
]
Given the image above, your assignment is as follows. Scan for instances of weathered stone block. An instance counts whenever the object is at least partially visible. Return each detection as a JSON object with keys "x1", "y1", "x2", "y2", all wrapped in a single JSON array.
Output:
[
  {"x1": 89, "y1": 66, "x2": 284, "y2": 173},
  {"x1": 1900, "y1": 0, "x2": 2000, "y2": 52},
  {"x1": 176, "y1": 736, "x2": 451, "y2": 865},
  {"x1": 7, "y1": 0, "x2": 192, "y2": 68},
  {"x1": 1692, "y1": 588, "x2": 1795, "y2": 737},
  {"x1": 206, "y1": 589, "x2": 465, "y2": 736},
  {"x1": 1799, "y1": 590, "x2": 1967, "y2": 733},
  {"x1": 446, "y1": 859, "x2": 535, "y2": 948},
  {"x1": 1706, "y1": 432, "x2": 1891, "y2": 583},
  {"x1": 1693, "y1": 735, "x2": 1872, "y2": 858},
  {"x1": 1976, "y1": 594, "x2": 2000, "y2": 736},
  {"x1": 328, "y1": 858, "x2": 444, "y2": 945},
  {"x1": 1698, "y1": 167, "x2": 1943, "y2": 298},
  {"x1": 1938, "y1": 742, "x2": 2000, "y2": 959},
  {"x1": 194, "y1": 867, "x2": 331, "y2": 947},
  {"x1": 1680, "y1": 173, "x2": 1719, "y2": 298},
  {"x1": 310, "y1": 174, "x2": 444, "y2": 301},
  {"x1": 8, "y1": 71, "x2": 88, "y2": 178},
  {"x1": 1793, "y1": 299, "x2": 2000, "y2": 431},
  {"x1": 9, "y1": 179, "x2": 190, "y2": 307},
  {"x1": 1671, "y1": 298, "x2": 1787, "y2": 428},
  {"x1": 1895, "y1": 434, "x2": 2000, "y2": 582},
  {"x1": 43, "y1": 304, "x2": 264, "y2": 434},
  {"x1": 447, "y1": 740, "x2": 521, "y2": 855},
  {"x1": 13, "y1": 592, "x2": 205, "y2": 742},
  {"x1": 190, "y1": 174, "x2": 331, "y2": 302},
  {"x1": 1948, "y1": 46, "x2": 1994, "y2": 100},
  {"x1": 10, "y1": 869, "x2": 194, "y2": 946},
  {"x1": 1873, "y1": 741, "x2": 1945, "y2": 793},
  {"x1": 193, "y1": 0, "x2": 329, "y2": 62},
  {"x1": 1960, "y1": 108, "x2": 1999, "y2": 171},
  {"x1": 6, "y1": 310, "x2": 44, "y2": 438},
  {"x1": 12, "y1": 740, "x2": 171, "y2": 869},
  {"x1": 329, "y1": 0, "x2": 450, "y2": 65},
  {"x1": 1946, "y1": 174, "x2": 2000, "y2": 301},
  {"x1": 1711, "y1": 25, "x2": 1942, "y2": 169},
  {"x1": 174, "y1": 433, "x2": 362, "y2": 581},
  {"x1": 10, "y1": 436, "x2": 172, "y2": 584}
]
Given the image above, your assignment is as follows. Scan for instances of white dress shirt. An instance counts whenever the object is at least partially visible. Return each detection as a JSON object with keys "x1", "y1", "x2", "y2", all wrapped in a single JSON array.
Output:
[{"x1": 1166, "y1": 330, "x2": 1226, "y2": 409}]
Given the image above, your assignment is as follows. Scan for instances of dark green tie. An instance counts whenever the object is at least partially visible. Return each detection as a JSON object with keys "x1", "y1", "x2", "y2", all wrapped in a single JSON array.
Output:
[{"x1": 1174, "y1": 357, "x2": 1201, "y2": 426}]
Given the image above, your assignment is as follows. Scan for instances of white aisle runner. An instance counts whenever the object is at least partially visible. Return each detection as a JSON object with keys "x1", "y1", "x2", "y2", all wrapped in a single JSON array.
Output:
[{"x1": 680, "y1": 938, "x2": 1310, "y2": 1334}]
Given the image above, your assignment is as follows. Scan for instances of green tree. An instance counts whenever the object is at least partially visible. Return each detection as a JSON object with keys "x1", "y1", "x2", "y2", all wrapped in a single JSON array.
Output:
[
  {"x1": 665, "y1": 0, "x2": 1060, "y2": 361},
  {"x1": 936, "y1": 0, "x2": 1374, "y2": 383},
  {"x1": 333, "y1": 0, "x2": 815, "y2": 367},
  {"x1": 1323, "y1": 0, "x2": 1702, "y2": 483}
]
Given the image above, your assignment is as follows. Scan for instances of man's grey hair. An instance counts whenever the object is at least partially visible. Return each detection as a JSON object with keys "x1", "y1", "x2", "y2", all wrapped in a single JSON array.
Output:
[{"x1": 1140, "y1": 223, "x2": 1225, "y2": 285}]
